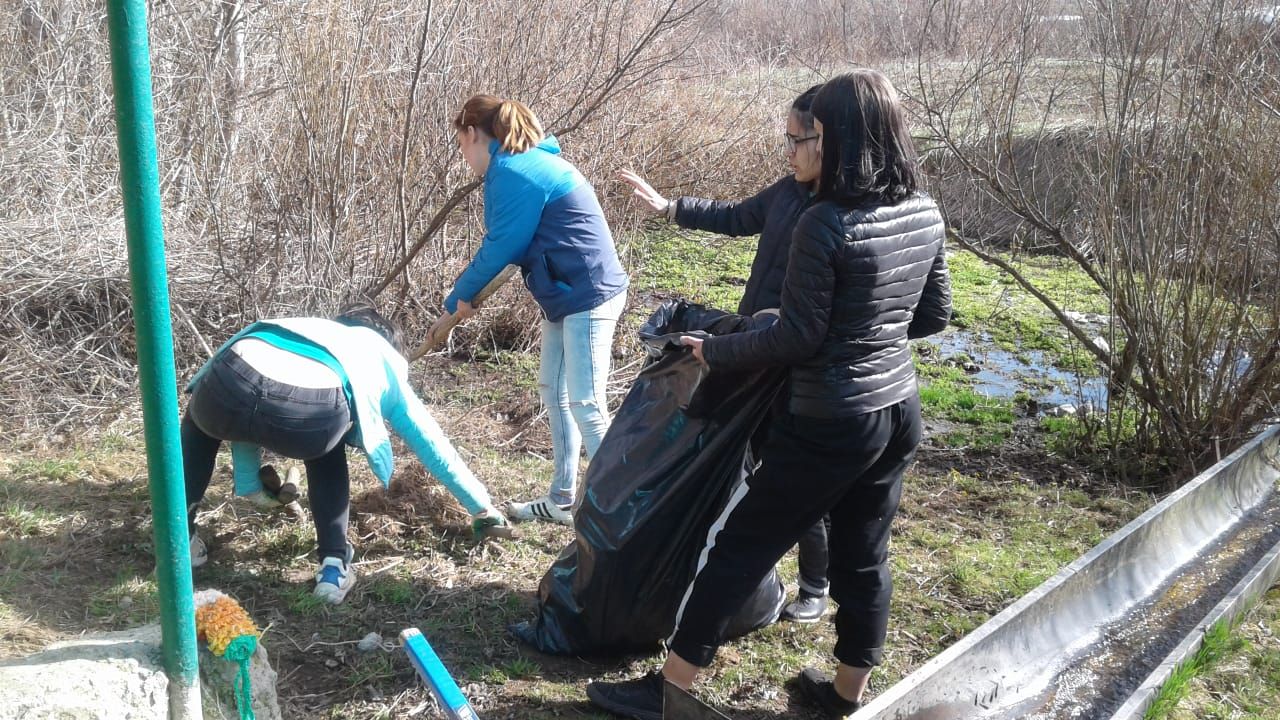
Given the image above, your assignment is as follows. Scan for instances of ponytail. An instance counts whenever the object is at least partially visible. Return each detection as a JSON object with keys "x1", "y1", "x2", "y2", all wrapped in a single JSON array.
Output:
[
  {"x1": 453, "y1": 94, "x2": 545, "y2": 154},
  {"x1": 494, "y1": 100, "x2": 544, "y2": 153}
]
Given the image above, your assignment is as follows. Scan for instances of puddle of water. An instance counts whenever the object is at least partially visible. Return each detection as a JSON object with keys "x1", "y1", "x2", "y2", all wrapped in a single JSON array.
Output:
[{"x1": 924, "y1": 330, "x2": 1109, "y2": 410}]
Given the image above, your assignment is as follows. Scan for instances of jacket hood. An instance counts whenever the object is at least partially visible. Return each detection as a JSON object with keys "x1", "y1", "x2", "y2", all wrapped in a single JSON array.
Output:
[{"x1": 488, "y1": 134, "x2": 561, "y2": 157}]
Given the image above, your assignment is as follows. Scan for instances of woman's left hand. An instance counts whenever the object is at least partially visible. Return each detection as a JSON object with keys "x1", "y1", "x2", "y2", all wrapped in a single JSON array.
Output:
[
  {"x1": 455, "y1": 299, "x2": 477, "y2": 319},
  {"x1": 680, "y1": 335, "x2": 706, "y2": 365}
]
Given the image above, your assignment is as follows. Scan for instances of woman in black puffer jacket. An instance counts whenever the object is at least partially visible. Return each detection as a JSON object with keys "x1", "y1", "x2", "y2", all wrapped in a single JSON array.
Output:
[{"x1": 588, "y1": 70, "x2": 951, "y2": 720}]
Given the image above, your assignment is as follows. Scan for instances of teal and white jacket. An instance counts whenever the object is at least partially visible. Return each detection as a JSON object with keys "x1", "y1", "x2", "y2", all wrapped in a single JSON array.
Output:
[{"x1": 186, "y1": 318, "x2": 493, "y2": 515}]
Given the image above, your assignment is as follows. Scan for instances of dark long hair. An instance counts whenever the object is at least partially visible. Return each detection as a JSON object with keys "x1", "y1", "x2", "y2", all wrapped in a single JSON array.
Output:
[
  {"x1": 791, "y1": 83, "x2": 823, "y2": 130},
  {"x1": 335, "y1": 301, "x2": 404, "y2": 355},
  {"x1": 811, "y1": 70, "x2": 919, "y2": 206}
]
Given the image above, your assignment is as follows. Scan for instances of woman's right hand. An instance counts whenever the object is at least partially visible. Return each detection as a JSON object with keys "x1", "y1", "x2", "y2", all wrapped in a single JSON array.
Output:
[
  {"x1": 619, "y1": 169, "x2": 670, "y2": 215},
  {"x1": 680, "y1": 335, "x2": 707, "y2": 366}
]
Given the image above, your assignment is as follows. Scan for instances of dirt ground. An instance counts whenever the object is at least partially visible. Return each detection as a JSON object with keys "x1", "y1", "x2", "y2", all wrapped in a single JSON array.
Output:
[{"x1": 0, "y1": 346, "x2": 1159, "y2": 719}]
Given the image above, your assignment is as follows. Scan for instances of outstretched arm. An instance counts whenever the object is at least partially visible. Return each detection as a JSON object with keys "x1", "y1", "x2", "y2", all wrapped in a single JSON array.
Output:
[
  {"x1": 384, "y1": 382, "x2": 494, "y2": 516},
  {"x1": 669, "y1": 179, "x2": 780, "y2": 237},
  {"x1": 444, "y1": 170, "x2": 543, "y2": 313}
]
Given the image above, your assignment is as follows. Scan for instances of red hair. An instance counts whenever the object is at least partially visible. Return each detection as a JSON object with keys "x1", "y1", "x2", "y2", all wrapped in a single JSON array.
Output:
[{"x1": 453, "y1": 94, "x2": 544, "y2": 154}]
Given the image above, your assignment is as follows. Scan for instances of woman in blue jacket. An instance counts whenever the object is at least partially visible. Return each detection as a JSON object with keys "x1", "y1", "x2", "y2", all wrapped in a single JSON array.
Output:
[
  {"x1": 182, "y1": 303, "x2": 508, "y2": 605},
  {"x1": 445, "y1": 94, "x2": 629, "y2": 526}
]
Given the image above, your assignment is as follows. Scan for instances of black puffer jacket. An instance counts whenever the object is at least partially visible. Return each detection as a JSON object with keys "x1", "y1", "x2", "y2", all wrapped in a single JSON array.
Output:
[
  {"x1": 673, "y1": 177, "x2": 810, "y2": 315},
  {"x1": 702, "y1": 194, "x2": 951, "y2": 418}
]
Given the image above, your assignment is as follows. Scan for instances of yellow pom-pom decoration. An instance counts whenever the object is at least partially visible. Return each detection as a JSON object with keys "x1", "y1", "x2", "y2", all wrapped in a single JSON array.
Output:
[
  {"x1": 195, "y1": 594, "x2": 259, "y2": 656},
  {"x1": 193, "y1": 589, "x2": 261, "y2": 720}
]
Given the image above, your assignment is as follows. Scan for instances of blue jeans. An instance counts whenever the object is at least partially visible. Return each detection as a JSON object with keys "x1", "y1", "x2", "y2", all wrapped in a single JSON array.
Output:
[{"x1": 539, "y1": 292, "x2": 626, "y2": 506}]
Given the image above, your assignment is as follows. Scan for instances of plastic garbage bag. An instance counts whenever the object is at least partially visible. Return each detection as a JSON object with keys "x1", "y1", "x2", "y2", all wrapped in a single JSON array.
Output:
[{"x1": 512, "y1": 300, "x2": 787, "y2": 655}]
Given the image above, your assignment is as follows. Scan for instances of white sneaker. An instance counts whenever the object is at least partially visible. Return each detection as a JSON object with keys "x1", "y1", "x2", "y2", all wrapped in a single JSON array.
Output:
[
  {"x1": 190, "y1": 533, "x2": 208, "y2": 569},
  {"x1": 507, "y1": 495, "x2": 573, "y2": 526},
  {"x1": 313, "y1": 555, "x2": 356, "y2": 605},
  {"x1": 241, "y1": 490, "x2": 284, "y2": 509}
]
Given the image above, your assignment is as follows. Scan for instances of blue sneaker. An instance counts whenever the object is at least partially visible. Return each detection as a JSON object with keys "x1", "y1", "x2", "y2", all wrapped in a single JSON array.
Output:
[{"x1": 314, "y1": 548, "x2": 356, "y2": 605}]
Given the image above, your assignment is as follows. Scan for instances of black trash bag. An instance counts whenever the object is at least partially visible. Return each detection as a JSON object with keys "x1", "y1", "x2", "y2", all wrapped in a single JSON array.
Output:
[{"x1": 512, "y1": 300, "x2": 788, "y2": 656}]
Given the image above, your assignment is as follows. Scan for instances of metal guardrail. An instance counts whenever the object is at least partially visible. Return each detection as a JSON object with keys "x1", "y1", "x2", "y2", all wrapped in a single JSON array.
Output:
[{"x1": 857, "y1": 425, "x2": 1280, "y2": 720}]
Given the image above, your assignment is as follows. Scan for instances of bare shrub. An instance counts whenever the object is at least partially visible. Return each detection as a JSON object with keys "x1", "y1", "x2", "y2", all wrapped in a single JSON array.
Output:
[
  {"x1": 0, "y1": 0, "x2": 735, "y2": 434},
  {"x1": 914, "y1": 0, "x2": 1280, "y2": 480}
]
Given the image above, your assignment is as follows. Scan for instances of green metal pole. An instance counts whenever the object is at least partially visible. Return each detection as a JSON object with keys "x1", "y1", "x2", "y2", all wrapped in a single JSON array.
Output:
[{"x1": 105, "y1": 1, "x2": 202, "y2": 717}]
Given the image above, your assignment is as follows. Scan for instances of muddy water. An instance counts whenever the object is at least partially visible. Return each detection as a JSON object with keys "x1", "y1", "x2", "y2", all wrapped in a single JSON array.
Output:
[
  {"x1": 928, "y1": 331, "x2": 1109, "y2": 409},
  {"x1": 987, "y1": 488, "x2": 1280, "y2": 720}
]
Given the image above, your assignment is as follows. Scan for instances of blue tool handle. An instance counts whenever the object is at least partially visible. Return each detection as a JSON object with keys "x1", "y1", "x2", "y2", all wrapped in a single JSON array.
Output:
[{"x1": 400, "y1": 627, "x2": 479, "y2": 720}]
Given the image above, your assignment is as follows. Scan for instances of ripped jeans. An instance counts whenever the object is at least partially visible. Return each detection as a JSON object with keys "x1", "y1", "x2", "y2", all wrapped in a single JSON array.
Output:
[{"x1": 539, "y1": 291, "x2": 625, "y2": 506}]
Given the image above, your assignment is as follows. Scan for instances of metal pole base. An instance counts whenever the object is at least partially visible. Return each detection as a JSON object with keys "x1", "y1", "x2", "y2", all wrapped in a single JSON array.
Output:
[{"x1": 169, "y1": 678, "x2": 203, "y2": 720}]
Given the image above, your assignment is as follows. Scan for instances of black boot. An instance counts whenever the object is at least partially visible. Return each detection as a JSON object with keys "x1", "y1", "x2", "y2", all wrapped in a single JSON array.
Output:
[
  {"x1": 586, "y1": 669, "x2": 665, "y2": 720},
  {"x1": 798, "y1": 667, "x2": 861, "y2": 719},
  {"x1": 781, "y1": 591, "x2": 828, "y2": 623}
]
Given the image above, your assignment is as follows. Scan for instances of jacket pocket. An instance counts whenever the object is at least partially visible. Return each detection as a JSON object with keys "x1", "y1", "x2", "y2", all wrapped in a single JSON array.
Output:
[
  {"x1": 543, "y1": 254, "x2": 573, "y2": 293},
  {"x1": 526, "y1": 254, "x2": 571, "y2": 299}
]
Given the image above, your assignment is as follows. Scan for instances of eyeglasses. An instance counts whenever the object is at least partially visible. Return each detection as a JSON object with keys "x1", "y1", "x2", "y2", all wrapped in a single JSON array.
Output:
[{"x1": 784, "y1": 133, "x2": 819, "y2": 154}]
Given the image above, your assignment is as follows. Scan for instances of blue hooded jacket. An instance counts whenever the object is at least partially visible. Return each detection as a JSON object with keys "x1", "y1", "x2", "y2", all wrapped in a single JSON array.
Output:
[{"x1": 444, "y1": 135, "x2": 628, "y2": 321}]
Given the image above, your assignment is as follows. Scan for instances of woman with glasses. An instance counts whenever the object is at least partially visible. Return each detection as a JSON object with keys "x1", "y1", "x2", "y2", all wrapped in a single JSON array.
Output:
[
  {"x1": 590, "y1": 69, "x2": 951, "y2": 720},
  {"x1": 620, "y1": 84, "x2": 822, "y2": 323},
  {"x1": 619, "y1": 84, "x2": 834, "y2": 625},
  {"x1": 445, "y1": 94, "x2": 629, "y2": 527}
]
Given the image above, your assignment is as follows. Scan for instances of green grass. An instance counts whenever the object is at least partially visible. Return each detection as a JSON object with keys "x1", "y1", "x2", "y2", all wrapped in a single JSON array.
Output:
[
  {"x1": 6, "y1": 457, "x2": 86, "y2": 483},
  {"x1": 1145, "y1": 620, "x2": 1241, "y2": 719},
  {"x1": 918, "y1": 383, "x2": 1017, "y2": 447},
  {"x1": 0, "y1": 501, "x2": 61, "y2": 536},
  {"x1": 916, "y1": 359, "x2": 1018, "y2": 448},
  {"x1": 365, "y1": 574, "x2": 416, "y2": 606},
  {"x1": 86, "y1": 573, "x2": 160, "y2": 628},
  {"x1": 259, "y1": 522, "x2": 316, "y2": 560},
  {"x1": 891, "y1": 469, "x2": 1125, "y2": 624},
  {"x1": 628, "y1": 227, "x2": 756, "y2": 312},
  {"x1": 503, "y1": 656, "x2": 541, "y2": 679},
  {"x1": 283, "y1": 586, "x2": 332, "y2": 616},
  {"x1": 946, "y1": 249, "x2": 1109, "y2": 369},
  {"x1": 472, "y1": 657, "x2": 542, "y2": 684},
  {"x1": 1150, "y1": 587, "x2": 1280, "y2": 719},
  {"x1": 346, "y1": 653, "x2": 397, "y2": 688}
]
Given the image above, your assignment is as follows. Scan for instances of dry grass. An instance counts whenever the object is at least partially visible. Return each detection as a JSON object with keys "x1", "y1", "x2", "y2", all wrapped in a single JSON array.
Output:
[
  {"x1": 0, "y1": 0, "x2": 822, "y2": 440},
  {"x1": 0, "y1": 389, "x2": 1152, "y2": 719},
  {"x1": 0, "y1": 219, "x2": 1198, "y2": 719}
]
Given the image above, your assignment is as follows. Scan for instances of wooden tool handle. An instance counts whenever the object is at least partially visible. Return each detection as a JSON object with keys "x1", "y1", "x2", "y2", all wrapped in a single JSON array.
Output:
[{"x1": 410, "y1": 265, "x2": 519, "y2": 361}]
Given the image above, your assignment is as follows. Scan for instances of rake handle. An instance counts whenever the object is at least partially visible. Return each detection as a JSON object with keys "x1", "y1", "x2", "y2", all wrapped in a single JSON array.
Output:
[{"x1": 411, "y1": 265, "x2": 519, "y2": 361}]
